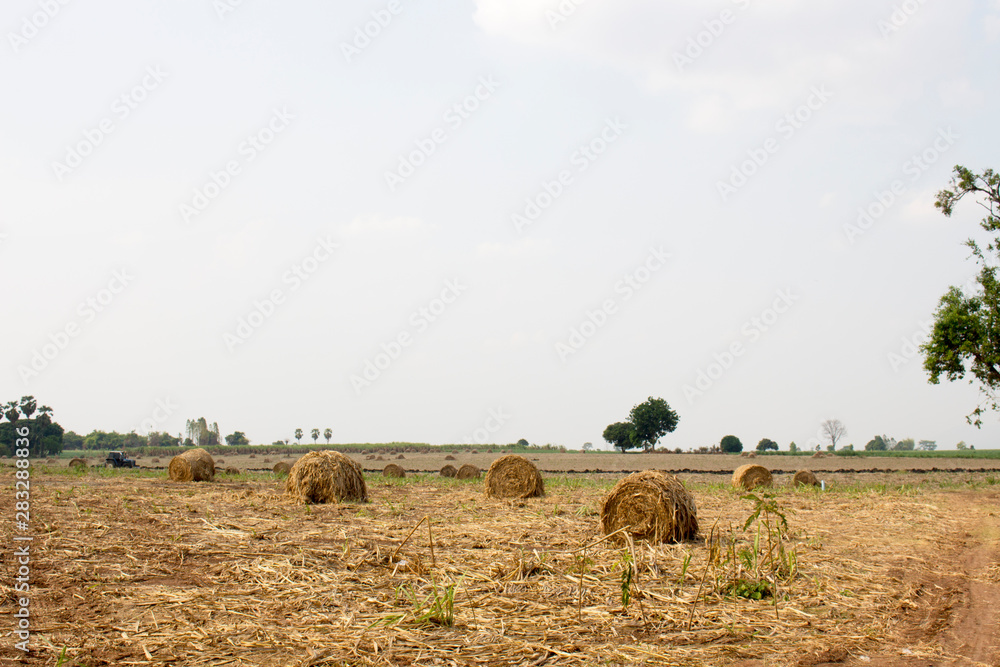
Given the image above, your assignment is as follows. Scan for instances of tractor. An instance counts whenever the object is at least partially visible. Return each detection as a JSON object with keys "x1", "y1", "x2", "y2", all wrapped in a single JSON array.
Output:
[{"x1": 105, "y1": 451, "x2": 137, "y2": 468}]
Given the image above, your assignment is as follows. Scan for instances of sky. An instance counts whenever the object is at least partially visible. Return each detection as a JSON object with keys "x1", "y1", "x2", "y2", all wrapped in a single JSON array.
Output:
[{"x1": 3, "y1": 0, "x2": 999, "y2": 450}]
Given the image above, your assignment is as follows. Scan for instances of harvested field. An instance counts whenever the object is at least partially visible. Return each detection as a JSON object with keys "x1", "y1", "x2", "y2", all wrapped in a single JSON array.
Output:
[{"x1": 4, "y1": 467, "x2": 1000, "y2": 665}]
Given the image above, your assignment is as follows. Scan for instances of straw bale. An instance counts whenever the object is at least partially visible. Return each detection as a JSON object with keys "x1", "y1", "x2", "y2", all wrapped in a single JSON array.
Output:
[
  {"x1": 600, "y1": 470, "x2": 698, "y2": 543},
  {"x1": 285, "y1": 450, "x2": 368, "y2": 504},
  {"x1": 732, "y1": 464, "x2": 772, "y2": 490},
  {"x1": 811, "y1": 452, "x2": 823, "y2": 458},
  {"x1": 383, "y1": 463, "x2": 406, "y2": 478},
  {"x1": 216, "y1": 458, "x2": 225, "y2": 464},
  {"x1": 484, "y1": 454, "x2": 544, "y2": 499},
  {"x1": 273, "y1": 461, "x2": 292, "y2": 475},
  {"x1": 224, "y1": 467, "x2": 240, "y2": 475},
  {"x1": 152, "y1": 458, "x2": 160, "y2": 463},
  {"x1": 249, "y1": 454, "x2": 257, "y2": 459},
  {"x1": 168, "y1": 448, "x2": 215, "y2": 482},
  {"x1": 440, "y1": 464, "x2": 458, "y2": 478},
  {"x1": 396, "y1": 454, "x2": 405, "y2": 460},
  {"x1": 793, "y1": 469, "x2": 820, "y2": 487},
  {"x1": 444, "y1": 454, "x2": 456, "y2": 461},
  {"x1": 68, "y1": 458, "x2": 88, "y2": 469},
  {"x1": 457, "y1": 463, "x2": 480, "y2": 479},
  {"x1": 746, "y1": 452, "x2": 757, "y2": 458},
  {"x1": 375, "y1": 455, "x2": 384, "y2": 461}
]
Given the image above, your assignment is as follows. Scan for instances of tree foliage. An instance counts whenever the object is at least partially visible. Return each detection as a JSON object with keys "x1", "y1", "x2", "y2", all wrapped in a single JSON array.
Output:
[
  {"x1": 225, "y1": 431, "x2": 250, "y2": 447},
  {"x1": 324, "y1": 428, "x2": 332, "y2": 444},
  {"x1": 720, "y1": 435, "x2": 743, "y2": 453},
  {"x1": 602, "y1": 422, "x2": 635, "y2": 452},
  {"x1": 0, "y1": 396, "x2": 64, "y2": 457},
  {"x1": 756, "y1": 438, "x2": 778, "y2": 452},
  {"x1": 922, "y1": 166, "x2": 1000, "y2": 426}
]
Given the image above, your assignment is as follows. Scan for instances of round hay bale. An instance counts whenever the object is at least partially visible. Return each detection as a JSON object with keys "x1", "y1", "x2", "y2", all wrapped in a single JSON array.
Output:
[
  {"x1": 249, "y1": 454, "x2": 257, "y2": 459},
  {"x1": 383, "y1": 463, "x2": 406, "y2": 478},
  {"x1": 732, "y1": 464, "x2": 772, "y2": 490},
  {"x1": 216, "y1": 458, "x2": 225, "y2": 464},
  {"x1": 740, "y1": 452, "x2": 750, "y2": 458},
  {"x1": 285, "y1": 451, "x2": 368, "y2": 504},
  {"x1": 168, "y1": 448, "x2": 215, "y2": 482},
  {"x1": 224, "y1": 467, "x2": 240, "y2": 475},
  {"x1": 484, "y1": 455, "x2": 544, "y2": 499},
  {"x1": 375, "y1": 455, "x2": 384, "y2": 461},
  {"x1": 456, "y1": 464, "x2": 480, "y2": 479},
  {"x1": 273, "y1": 461, "x2": 292, "y2": 475},
  {"x1": 152, "y1": 458, "x2": 161, "y2": 463},
  {"x1": 746, "y1": 452, "x2": 757, "y2": 458},
  {"x1": 440, "y1": 464, "x2": 458, "y2": 477},
  {"x1": 471, "y1": 449, "x2": 478, "y2": 454},
  {"x1": 396, "y1": 454, "x2": 405, "y2": 460},
  {"x1": 811, "y1": 452, "x2": 823, "y2": 458},
  {"x1": 444, "y1": 454, "x2": 456, "y2": 461},
  {"x1": 46, "y1": 458, "x2": 56, "y2": 464},
  {"x1": 68, "y1": 458, "x2": 88, "y2": 470},
  {"x1": 263, "y1": 457, "x2": 272, "y2": 463},
  {"x1": 600, "y1": 470, "x2": 698, "y2": 543},
  {"x1": 793, "y1": 470, "x2": 820, "y2": 487}
]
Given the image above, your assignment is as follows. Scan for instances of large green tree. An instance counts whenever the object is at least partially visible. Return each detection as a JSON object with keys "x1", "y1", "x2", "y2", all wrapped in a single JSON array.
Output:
[
  {"x1": 225, "y1": 431, "x2": 250, "y2": 447},
  {"x1": 720, "y1": 435, "x2": 743, "y2": 453},
  {"x1": 922, "y1": 166, "x2": 1000, "y2": 426},
  {"x1": 602, "y1": 422, "x2": 635, "y2": 452},
  {"x1": 627, "y1": 397, "x2": 680, "y2": 451},
  {"x1": 0, "y1": 398, "x2": 64, "y2": 457},
  {"x1": 756, "y1": 438, "x2": 778, "y2": 452}
]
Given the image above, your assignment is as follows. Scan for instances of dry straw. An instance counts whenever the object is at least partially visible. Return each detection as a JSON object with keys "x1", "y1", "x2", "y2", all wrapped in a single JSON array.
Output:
[
  {"x1": 457, "y1": 463, "x2": 480, "y2": 479},
  {"x1": 272, "y1": 461, "x2": 292, "y2": 475},
  {"x1": 285, "y1": 450, "x2": 368, "y2": 504},
  {"x1": 383, "y1": 463, "x2": 406, "y2": 478},
  {"x1": 600, "y1": 470, "x2": 698, "y2": 543},
  {"x1": 732, "y1": 464, "x2": 772, "y2": 490},
  {"x1": 168, "y1": 448, "x2": 215, "y2": 482},
  {"x1": 793, "y1": 469, "x2": 820, "y2": 487},
  {"x1": 68, "y1": 458, "x2": 88, "y2": 469},
  {"x1": 440, "y1": 464, "x2": 458, "y2": 478},
  {"x1": 484, "y1": 454, "x2": 544, "y2": 499}
]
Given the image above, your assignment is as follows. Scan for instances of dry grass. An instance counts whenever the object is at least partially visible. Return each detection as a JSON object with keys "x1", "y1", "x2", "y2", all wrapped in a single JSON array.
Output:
[
  {"x1": 732, "y1": 464, "x2": 772, "y2": 490},
  {"x1": 167, "y1": 448, "x2": 215, "y2": 482},
  {"x1": 484, "y1": 455, "x2": 544, "y2": 499},
  {"x1": 2, "y1": 470, "x2": 989, "y2": 666},
  {"x1": 600, "y1": 470, "x2": 698, "y2": 543},
  {"x1": 285, "y1": 450, "x2": 368, "y2": 504}
]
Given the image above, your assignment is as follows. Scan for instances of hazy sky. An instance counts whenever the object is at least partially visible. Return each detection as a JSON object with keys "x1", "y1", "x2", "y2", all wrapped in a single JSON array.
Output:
[{"x1": 4, "y1": 0, "x2": 1000, "y2": 450}]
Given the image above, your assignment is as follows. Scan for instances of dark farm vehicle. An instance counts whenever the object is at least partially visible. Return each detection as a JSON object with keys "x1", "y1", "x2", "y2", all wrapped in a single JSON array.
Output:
[{"x1": 105, "y1": 451, "x2": 136, "y2": 468}]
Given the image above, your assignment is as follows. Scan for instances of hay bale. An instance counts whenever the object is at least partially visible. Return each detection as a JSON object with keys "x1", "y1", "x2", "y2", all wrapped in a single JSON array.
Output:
[
  {"x1": 600, "y1": 470, "x2": 698, "y2": 543},
  {"x1": 365, "y1": 454, "x2": 376, "y2": 460},
  {"x1": 249, "y1": 454, "x2": 257, "y2": 459},
  {"x1": 263, "y1": 457, "x2": 272, "y2": 463},
  {"x1": 273, "y1": 461, "x2": 292, "y2": 475},
  {"x1": 224, "y1": 467, "x2": 240, "y2": 475},
  {"x1": 484, "y1": 455, "x2": 544, "y2": 499},
  {"x1": 396, "y1": 454, "x2": 405, "y2": 460},
  {"x1": 383, "y1": 463, "x2": 406, "y2": 478},
  {"x1": 152, "y1": 458, "x2": 160, "y2": 463},
  {"x1": 440, "y1": 464, "x2": 458, "y2": 477},
  {"x1": 811, "y1": 452, "x2": 823, "y2": 458},
  {"x1": 168, "y1": 448, "x2": 215, "y2": 482},
  {"x1": 375, "y1": 455, "x2": 384, "y2": 461},
  {"x1": 216, "y1": 458, "x2": 225, "y2": 464},
  {"x1": 68, "y1": 458, "x2": 88, "y2": 470},
  {"x1": 457, "y1": 463, "x2": 480, "y2": 479},
  {"x1": 285, "y1": 451, "x2": 367, "y2": 504},
  {"x1": 740, "y1": 452, "x2": 750, "y2": 458},
  {"x1": 471, "y1": 449, "x2": 478, "y2": 454},
  {"x1": 444, "y1": 454, "x2": 456, "y2": 461},
  {"x1": 746, "y1": 452, "x2": 757, "y2": 458},
  {"x1": 793, "y1": 470, "x2": 820, "y2": 487},
  {"x1": 732, "y1": 464, "x2": 772, "y2": 490}
]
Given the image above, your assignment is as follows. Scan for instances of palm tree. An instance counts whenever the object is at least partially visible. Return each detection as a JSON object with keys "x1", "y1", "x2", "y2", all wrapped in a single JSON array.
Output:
[
  {"x1": 36, "y1": 406, "x2": 53, "y2": 424},
  {"x1": 323, "y1": 428, "x2": 332, "y2": 444},
  {"x1": 311, "y1": 428, "x2": 320, "y2": 444},
  {"x1": 294, "y1": 428, "x2": 303, "y2": 444},
  {"x1": 19, "y1": 396, "x2": 36, "y2": 419},
  {"x1": 4, "y1": 401, "x2": 20, "y2": 423}
]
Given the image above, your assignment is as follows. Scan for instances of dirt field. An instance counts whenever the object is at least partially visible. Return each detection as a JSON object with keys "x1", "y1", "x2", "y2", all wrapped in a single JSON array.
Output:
[{"x1": 2, "y1": 459, "x2": 1000, "y2": 666}]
